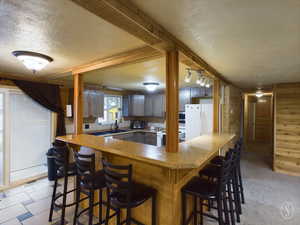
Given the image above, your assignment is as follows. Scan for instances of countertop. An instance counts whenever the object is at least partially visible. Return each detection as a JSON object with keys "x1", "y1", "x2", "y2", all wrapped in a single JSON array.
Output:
[{"x1": 57, "y1": 133, "x2": 235, "y2": 169}]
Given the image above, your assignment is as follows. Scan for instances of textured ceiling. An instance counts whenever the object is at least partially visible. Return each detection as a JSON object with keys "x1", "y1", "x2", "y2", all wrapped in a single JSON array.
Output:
[
  {"x1": 61, "y1": 57, "x2": 206, "y2": 91},
  {"x1": 0, "y1": 0, "x2": 144, "y2": 77},
  {"x1": 131, "y1": 0, "x2": 300, "y2": 88}
]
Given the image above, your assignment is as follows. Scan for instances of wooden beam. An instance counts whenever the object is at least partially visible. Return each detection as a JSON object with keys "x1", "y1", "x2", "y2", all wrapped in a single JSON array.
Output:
[
  {"x1": 46, "y1": 46, "x2": 162, "y2": 79},
  {"x1": 0, "y1": 72, "x2": 69, "y2": 86},
  {"x1": 213, "y1": 79, "x2": 220, "y2": 133},
  {"x1": 165, "y1": 50, "x2": 179, "y2": 153},
  {"x1": 69, "y1": 0, "x2": 230, "y2": 83},
  {"x1": 73, "y1": 73, "x2": 84, "y2": 134}
]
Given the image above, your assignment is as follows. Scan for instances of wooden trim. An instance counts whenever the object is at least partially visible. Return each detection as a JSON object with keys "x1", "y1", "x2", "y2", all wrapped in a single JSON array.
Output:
[
  {"x1": 243, "y1": 94, "x2": 249, "y2": 143},
  {"x1": 0, "y1": 72, "x2": 69, "y2": 86},
  {"x1": 69, "y1": 0, "x2": 230, "y2": 84},
  {"x1": 165, "y1": 50, "x2": 179, "y2": 153},
  {"x1": 0, "y1": 173, "x2": 47, "y2": 192},
  {"x1": 73, "y1": 73, "x2": 84, "y2": 134},
  {"x1": 213, "y1": 79, "x2": 220, "y2": 133}
]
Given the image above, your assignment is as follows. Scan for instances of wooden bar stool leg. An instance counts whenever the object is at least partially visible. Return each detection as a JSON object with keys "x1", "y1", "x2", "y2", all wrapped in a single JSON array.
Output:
[
  {"x1": 105, "y1": 188, "x2": 111, "y2": 225},
  {"x1": 227, "y1": 182, "x2": 236, "y2": 225},
  {"x1": 199, "y1": 198, "x2": 203, "y2": 225},
  {"x1": 61, "y1": 176, "x2": 69, "y2": 225},
  {"x1": 126, "y1": 208, "x2": 131, "y2": 225},
  {"x1": 89, "y1": 191, "x2": 94, "y2": 225},
  {"x1": 49, "y1": 179, "x2": 58, "y2": 222},
  {"x1": 238, "y1": 165, "x2": 245, "y2": 204},
  {"x1": 73, "y1": 178, "x2": 80, "y2": 225},
  {"x1": 181, "y1": 192, "x2": 186, "y2": 225},
  {"x1": 99, "y1": 189, "x2": 103, "y2": 224},
  {"x1": 193, "y1": 196, "x2": 197, "y2": 225},
  {"x1": 152, "y1": 194, "x2": 156, "y2": 225},
  {"x1": 217, "y1": 197, "x2": 224, "y2": 225}
]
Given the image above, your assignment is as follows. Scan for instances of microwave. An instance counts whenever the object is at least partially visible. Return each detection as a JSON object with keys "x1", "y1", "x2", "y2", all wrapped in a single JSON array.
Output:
[{"x1": 179, "y1": 112, "x2": 185, "y2": 123}]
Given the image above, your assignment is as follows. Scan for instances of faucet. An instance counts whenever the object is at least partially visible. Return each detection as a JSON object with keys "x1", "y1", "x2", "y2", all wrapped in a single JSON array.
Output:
[{"x1": 112, "y1": 119, "x2": 119, "y2": 132}]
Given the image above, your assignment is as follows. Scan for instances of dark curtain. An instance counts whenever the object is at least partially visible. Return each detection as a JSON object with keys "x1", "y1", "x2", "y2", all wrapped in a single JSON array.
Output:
[{"x1": 12, "y1": 79, "x2": 66, "y2": 136}]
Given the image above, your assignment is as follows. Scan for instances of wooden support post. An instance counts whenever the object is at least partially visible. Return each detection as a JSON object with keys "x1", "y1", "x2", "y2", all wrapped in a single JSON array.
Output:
[
  {"x1": 213, "y1": 79, "x2": 220, "y2": 133},
  {"x1": 73, "y1": 73, "x2": 84, "y2": 135},
  {"x1": 166, "y1": 50, "x2": 179, "y2": 153}
]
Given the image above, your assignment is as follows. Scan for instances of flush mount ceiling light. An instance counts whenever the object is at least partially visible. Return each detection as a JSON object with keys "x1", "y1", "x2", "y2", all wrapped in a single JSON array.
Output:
[
  {"x1": 255, "y1": 90, "x2": 264, "y2": 98},
  {"x1": 143, "y1": 82, "x2": 159, "y2": 92},
  {"x1": 12, "y1": 50, "x2": 53, "y2": 73},
  {"x1": 184, "y1": 69, "x2": 192, "y2": 83}
]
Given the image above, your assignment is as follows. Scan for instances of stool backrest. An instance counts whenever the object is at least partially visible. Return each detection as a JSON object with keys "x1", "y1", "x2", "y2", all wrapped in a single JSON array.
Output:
[
  {"x1": 74, "y1": 151, "x2": 96, "y2": 179},
  {"x1": 102, "y1": 159, "x2": 132, "y2": 203},
  {"x1": 53, "y1": 145, "x2": 69, "y2": 174},
  {"x1": 218, "y1": 148, "x2": 235, "y2": 192}
]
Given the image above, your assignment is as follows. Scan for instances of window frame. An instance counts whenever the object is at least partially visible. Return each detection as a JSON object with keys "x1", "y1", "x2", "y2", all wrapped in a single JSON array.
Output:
[{"x1": 98, "y1": 94, "x2": 122, "y2": 125}]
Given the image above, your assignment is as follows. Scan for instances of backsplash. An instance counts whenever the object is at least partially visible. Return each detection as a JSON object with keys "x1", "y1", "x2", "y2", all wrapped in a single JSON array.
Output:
[{"x1": 65, "y1": 119, "x2": 130, "y2": 134}]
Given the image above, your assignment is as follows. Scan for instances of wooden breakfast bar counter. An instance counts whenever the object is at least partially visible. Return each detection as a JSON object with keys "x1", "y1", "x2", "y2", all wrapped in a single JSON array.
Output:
[{"x1": 57, "y1": 133, "x2": 235, "y2": 225}]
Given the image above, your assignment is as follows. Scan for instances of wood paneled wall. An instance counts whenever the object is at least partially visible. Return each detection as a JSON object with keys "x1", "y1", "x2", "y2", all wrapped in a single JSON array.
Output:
[
  {"x1": 274, "y1": 83, "x2": 300, "y2": 176},
  {"x1": 222, "y1": 85, "x2": 243, "y2": 137}
]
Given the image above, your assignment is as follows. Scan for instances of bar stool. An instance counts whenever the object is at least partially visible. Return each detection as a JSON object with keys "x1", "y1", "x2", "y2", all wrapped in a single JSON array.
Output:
[
  {"x1": 49, "y1": 144, "x2": 77, "y2": 225},
  {"x1": 102, "y1": 159, "x2": 157, "y2": 225},
  {"x1": 181, "y1": 149, "x2": 235, "y2": 225},
  {"x1": 199, "y1": 146, "x2": 242, "y2": 224},
  {"x1": 202, "y1": 138, "x2": 245, "y2": 205},
  {"x1": 73, "y1": 152, "x2": 120, "y2": 225}
]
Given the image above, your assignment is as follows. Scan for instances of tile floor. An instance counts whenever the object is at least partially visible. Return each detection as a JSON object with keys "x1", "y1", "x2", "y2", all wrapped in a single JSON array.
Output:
[{"x1": 0, "y1": 143, "x2": 299, "y2": 225}]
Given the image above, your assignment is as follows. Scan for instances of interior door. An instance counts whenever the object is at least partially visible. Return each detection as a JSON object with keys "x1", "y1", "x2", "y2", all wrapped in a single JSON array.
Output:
[{"x1": 255, "y1": 96, "x2": 272, "y2": 142}]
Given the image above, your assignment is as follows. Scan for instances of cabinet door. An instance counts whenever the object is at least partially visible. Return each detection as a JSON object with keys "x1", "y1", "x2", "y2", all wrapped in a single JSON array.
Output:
[
  {"x1": 131, "y1": 95, "x2": 145, "y2": 116},
  {"x1": 179, "y1": 88, "x2": 191, "y2": 111},
  {"x1": 144, "y1": 95, "x2": 153, "y2": 116},
  {"x1": 122, "y1": 95, "x2": 129, "y2": 117},
  {"x1": 153, "y1": 94, "x2": 165, "y2": 117}
]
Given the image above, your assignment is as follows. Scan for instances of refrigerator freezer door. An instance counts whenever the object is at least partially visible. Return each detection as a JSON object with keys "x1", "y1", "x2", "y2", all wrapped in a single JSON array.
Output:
[{"x1": 185, "y1": 104, "x2": 202, "y2": 141}]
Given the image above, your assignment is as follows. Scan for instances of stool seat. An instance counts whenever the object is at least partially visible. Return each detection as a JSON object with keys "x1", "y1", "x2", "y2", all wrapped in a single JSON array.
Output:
[
  {"x1": 182, "y1": 176, "x2": 217, "y2": 199},
  {"x1": 211, "y1": 155, "x2": 225, "y2": 165},
  {"x1": 80, "y1": 170, "x2": 106, "y2": 190},
  {"x1": 199, "y1": 164, "x2": 221, "y2": 178},
  {"x1": 56, "y1": 162, "x2": 77, "y2": 178},
  {"x1": 110, "y1": 182, "x2": 156, "y2": 208}
]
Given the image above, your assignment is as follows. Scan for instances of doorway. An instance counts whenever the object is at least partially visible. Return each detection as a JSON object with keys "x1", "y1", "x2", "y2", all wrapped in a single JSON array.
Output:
[{"x1": 244, "y1": 93, "x2": 274, "y2": 168}]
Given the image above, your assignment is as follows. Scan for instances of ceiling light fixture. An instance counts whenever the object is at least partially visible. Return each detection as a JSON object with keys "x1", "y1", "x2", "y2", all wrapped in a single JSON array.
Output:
[
  {"x1": 12, "y1": 50, "x2": 53, "y2": 73},
  {"x1": 184, "y1": 69, "x2": 192, "y2": 83},
  {"x1": 143, "y1": 82, "x2": 159, "y2": 92},
  {"x1": 255, "y1": 90, "x2": 264, "y2": 98}
]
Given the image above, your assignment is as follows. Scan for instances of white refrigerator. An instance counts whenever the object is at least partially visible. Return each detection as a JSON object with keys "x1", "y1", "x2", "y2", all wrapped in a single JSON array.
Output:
[{"x1": 185, "y1": 102, "x2": 213, "y2": 141}]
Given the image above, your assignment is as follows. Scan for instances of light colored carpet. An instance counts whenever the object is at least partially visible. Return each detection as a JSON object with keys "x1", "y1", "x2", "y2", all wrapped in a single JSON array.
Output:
[
  {"x1": 203, "y1": 142, "x2": 300, "y2": 225},
  {"x1": 234, "y1": 143, "x2": 299, "y2": 225}
]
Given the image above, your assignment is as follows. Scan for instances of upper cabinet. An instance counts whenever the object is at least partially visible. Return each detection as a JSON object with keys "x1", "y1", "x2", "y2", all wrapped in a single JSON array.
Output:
[
  {"x1": 131, "y1": 95, "x2": 145, "y2": 116},
  {"x1": 179, "y1": 87, "x2": 191, "y2": 112},
  {"x1": 83, "y1": 90, "x2": 104, "y2": 118},
  {"x1": 152, "y1": 94, "x2": 165, "y2": 117},
  {"x1": 123, "y1": 93, "x2": 165, "y2": 118}
]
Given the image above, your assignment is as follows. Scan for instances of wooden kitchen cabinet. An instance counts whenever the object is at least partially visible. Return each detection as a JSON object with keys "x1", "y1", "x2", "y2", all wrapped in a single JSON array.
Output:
[
  {"x1": 144, "y1": 95, "x2": 153, "y2": 116},
  {"x1": 152, "y1": 94, "x2": 165, "y2": 117},
  {"x1": 179, "y1": 87, "x2": 191, "y2": 111},
  {"x1": 131, "y1": 95, "x2": 145, "y2": 116},
  {"x1": 123, "y1": 93, "x2": 165, "y2": 118}
]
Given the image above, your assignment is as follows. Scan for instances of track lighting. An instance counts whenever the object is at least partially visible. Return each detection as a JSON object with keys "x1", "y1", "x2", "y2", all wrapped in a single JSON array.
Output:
[
  {"x1": 184, "y1": 69, "x2": 192, "y2": 83},
  {"x1": 184, "y1": 68, "x2": 211, "y2": 88}
]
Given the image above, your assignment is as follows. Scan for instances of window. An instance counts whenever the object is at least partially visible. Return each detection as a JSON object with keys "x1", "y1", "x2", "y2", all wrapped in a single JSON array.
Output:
[{"x1": 98, "y1": 95, "x2": 122, "y2": 124}]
